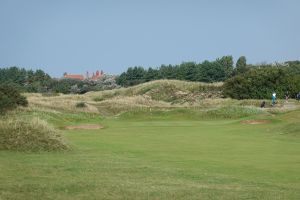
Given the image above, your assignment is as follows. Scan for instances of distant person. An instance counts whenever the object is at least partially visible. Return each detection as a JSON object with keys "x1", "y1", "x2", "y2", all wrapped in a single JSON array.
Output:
[
  {"x1": 272, "y1": 92, "x2": 276, "y2": 106},
  {"x1": 260, "y1": 101, "x2": 266, "y2": 108},
  {"x1": 297, "y1": 92, "x2": 300, "y2": 101},
  {"x1": 285, "y1": 91, "x2": 289, "y2": 102}
]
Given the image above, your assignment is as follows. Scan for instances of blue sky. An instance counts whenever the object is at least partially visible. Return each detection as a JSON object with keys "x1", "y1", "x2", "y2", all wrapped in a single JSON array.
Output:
[{"x1": 0, "y1": 0, "x2": 299, "y2": 77}]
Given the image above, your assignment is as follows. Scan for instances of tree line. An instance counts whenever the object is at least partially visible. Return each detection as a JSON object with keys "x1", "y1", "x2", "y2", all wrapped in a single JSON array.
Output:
[
  {"x1": 0, "y1": 67, "x2": 119, "y2": 94},
  {"x1": 0, "y1": 67, "x2": 52, "y2": 92},
  {"x1": 223, "y1": 61, "x2": 300, "y2": 99},
  {"x1": 1, "y1": 57, "x2": 300, "y2": 99},
  {"x1": 116, "y1": 56, "x2": 251, "y2": 86},
  {"x1": 116, "y1": 56, "x2": 300, "y2": 99}
]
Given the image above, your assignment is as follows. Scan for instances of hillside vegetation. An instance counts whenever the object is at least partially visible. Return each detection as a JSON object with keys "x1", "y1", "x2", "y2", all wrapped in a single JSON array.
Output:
[
  {"x1": 91, "y1": 80, "x2": 223, "y2": 102},
  {"x1": 25, "y1": 80, "x2": 227, "y2": 115},
  {"x1": 25, "y1": 79, "x2": 300, "y2": 117}
]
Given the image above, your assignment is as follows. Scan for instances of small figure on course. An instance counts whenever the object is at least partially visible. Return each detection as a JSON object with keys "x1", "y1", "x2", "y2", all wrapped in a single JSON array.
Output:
[
  {"x1": 260, "y1": 101, "x2": 266, "y2": 108},
  {"x1": 272, "y1": 92, "x2": 276, "y2": 106},
  {"x1": 285, "y1": 91, "x2": 289, "y2": 102}
]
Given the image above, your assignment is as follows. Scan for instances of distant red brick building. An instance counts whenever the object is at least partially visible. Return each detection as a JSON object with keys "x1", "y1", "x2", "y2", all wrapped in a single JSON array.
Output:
[
  {"x1": 91, "y1": 70, "x2": 104, "y2": 80},
  {"x1": 63, "y1": 73, "x2": 85, "y2": 80},
  {"x1": 63, "y1": 70, "x2": 104, "y2": 81}
]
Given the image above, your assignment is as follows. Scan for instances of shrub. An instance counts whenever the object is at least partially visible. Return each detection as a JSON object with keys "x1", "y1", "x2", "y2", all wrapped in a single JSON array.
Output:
[
  {"x1": 223, "y1": 67, "x2": 300, "y2": 99},
  {"x1": 0, "y1": 84, "x2": 28, "y2": 113},
  {"x1": 76, "y1": 102, "x2": 87, "y2": 108},
  {"x1": 0, "y1": 117, "x2": 68, "y2": 151},
  {"x1": 93, "y1": 96, "x2": 105, "y2": 102}
]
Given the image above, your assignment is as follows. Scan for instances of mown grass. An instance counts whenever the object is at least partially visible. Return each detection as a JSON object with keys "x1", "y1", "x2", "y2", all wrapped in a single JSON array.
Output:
[{"x1": 1, "y1": 106, "x2": 300, "y2": 199}]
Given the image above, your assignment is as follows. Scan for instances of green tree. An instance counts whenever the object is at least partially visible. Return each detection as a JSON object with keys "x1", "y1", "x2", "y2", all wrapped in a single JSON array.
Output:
[
  {"x1": 223, "y1": 67, "x2": 300, "y2": 99},
  {"x1": 236, "y1": 56, "x2": 248, "y2": 74},
  {"x1": 217, "y1": 56, "x2": 234, "y2": 79},
  {"x1": 0, "y1": 84, "x2": 28, "y2": 113}
]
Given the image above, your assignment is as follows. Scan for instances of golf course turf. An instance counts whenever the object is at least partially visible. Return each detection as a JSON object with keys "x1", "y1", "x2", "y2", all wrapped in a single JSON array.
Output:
[{"x1": 1, "y1": 109, "x2": 300, "y2": 200}]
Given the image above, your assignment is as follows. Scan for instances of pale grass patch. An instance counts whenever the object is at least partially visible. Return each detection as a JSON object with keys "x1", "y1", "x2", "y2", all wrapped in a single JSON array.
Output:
[
  {"x1": 86, "y1": 80, "x2": 223, "y2": 100},
  {"x1": 0, "y1": 116, "x2": 68, "y2": 151},
  {"x1": 98, "y1": 96, "x2": 172, "y2": 107},
  {"x1": 27, "y1": 94, "x2": 99, "y2": 113},
  {"x1": 24, "y1": 80, "x2": 299, "y2": 116}
]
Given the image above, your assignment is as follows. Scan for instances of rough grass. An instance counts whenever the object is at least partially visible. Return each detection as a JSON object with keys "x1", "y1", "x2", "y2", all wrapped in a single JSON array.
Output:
[
  {"x1": 75, "y1": 102, "x2": 87, "y2": 108},
  {"x1": 0, "y1": 116, "x2": 68, "y2": 151},
  {"x1": 90, "y1": 79, "x2": 223, "y2": 103},
  {"x1": 25, "y1": 93, "x2": 99, "y2": 114},
  {"x1": 24, "y1": 80, "x2": 300, "y2": 117},
  {"x1": 117, "y1": 106, "x2": 265, "y2": 121}
]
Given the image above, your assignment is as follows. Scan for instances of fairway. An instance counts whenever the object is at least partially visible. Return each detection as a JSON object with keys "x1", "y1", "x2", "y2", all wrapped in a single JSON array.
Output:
[{"x1": 1, "y1": 112, "x2": 300, "y2": 200}]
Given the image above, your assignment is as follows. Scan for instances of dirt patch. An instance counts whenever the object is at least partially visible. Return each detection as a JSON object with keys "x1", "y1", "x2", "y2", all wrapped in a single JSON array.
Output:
[
  {"x1": 65, "y1": 124, "x2": 103, "y2": 130},
  {"x1": 241, "y1": 120, "x2": 270, "y2": 125}
]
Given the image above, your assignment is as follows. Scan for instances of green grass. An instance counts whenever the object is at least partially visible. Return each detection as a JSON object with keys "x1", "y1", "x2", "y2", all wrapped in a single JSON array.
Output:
[{"x1": 1, "y1": 108, "x2": 300, "y2": 199}]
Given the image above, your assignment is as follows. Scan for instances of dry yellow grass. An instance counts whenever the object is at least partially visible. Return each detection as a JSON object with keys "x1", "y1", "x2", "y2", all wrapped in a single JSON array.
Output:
[
  {"x1": 26, "y1": 94, "x2": 98, "y2": 113},
  {"x1": 0, "y1": 116, "x2": 68, "y2": 151},
  {"x1": 24, "y1": 80, "x2": 300, "y2": 116},
  {"x1": 24, "y1": 80, "x2": 222, "y2": 114}
]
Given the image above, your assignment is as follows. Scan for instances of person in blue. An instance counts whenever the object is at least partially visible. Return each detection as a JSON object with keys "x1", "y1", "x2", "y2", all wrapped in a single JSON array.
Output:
[{"x1": 272, "y1": 92, "x2": 276, "y2": 106}]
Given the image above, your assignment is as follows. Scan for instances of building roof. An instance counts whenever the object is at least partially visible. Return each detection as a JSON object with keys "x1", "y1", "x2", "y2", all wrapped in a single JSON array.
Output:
[{"x1": 64, "y1": 74, "x2": 85, "y2": 80}]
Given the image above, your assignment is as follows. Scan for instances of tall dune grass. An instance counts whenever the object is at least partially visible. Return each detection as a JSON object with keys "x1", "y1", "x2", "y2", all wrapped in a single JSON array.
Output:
[
  {"x1": 0, "y1": 116, "x2": 69, "y2": 151},
  {"x1": 24, "y1": 80, "x2": 299, "y2": 116}
]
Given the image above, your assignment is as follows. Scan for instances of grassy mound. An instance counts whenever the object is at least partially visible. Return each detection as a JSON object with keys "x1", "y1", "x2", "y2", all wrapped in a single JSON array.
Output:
[
  {"x1": 0, "y1": 117, "x2": 68, "y2": 151},
  {"x1": 91, "y1": 80, "x2": 223, "y2": 103},
  {"x1": 25, "y1": 80, "x2": 299, "y2": 116},
  {"x1": 280, "y1": 123, "x2": 300, "y2": 136},
  {"x1": 205, "y1": 106, "x2": 264, "y2": 119}
]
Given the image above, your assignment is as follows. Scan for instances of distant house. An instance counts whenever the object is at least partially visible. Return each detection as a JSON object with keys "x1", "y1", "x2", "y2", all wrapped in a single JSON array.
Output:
[
  {"x1": 91, "y1": 70, "x2": 104, "y2": 80},
  {"x1": 63, "y1": 73, "x2": 85, "y2": 80},
  {"x1": 63, "y1": 70, "x2": 104, "y2": 81}
]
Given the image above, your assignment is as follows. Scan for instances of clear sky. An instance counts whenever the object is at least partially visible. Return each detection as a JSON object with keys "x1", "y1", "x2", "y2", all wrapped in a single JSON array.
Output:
[{"x1": 0, "y1": 0, "x2": 299, "y2": 77}]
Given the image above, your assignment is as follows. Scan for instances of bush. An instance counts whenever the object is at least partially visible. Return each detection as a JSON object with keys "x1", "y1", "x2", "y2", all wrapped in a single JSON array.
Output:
[
  {"x1": 0, "y1": 117, "x2": 68, "y2": 151},
  {"x1": 76, "y1": 102, "x2": 87, "y2": 108},
  {"x1": 0, "y1": 84, "x2": 28, "y2": 113},
  {"x1": 93, "y1": 96, "x2": 105, "y2": 102},
  {"x1": 223, "y1": 67, "x2": 300, "y2": 99}
]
